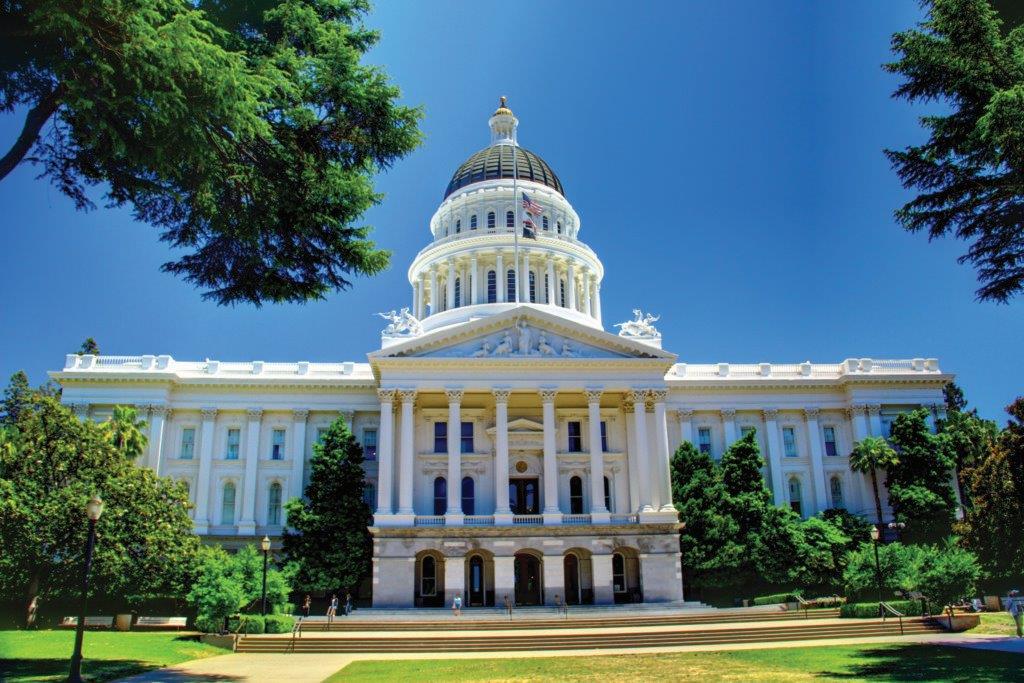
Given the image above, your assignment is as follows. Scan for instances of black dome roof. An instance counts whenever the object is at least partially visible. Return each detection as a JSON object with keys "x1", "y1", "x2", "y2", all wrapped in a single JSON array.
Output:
[{"x1": 444, "y1": 145, "x2": 565, "y2": 200}]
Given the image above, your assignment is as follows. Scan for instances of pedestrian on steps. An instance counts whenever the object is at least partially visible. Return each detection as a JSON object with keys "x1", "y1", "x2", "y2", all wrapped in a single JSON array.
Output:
[
  {"x1": 452, "y1": 594, "x2": 462, "y2": 617},
  {"x1": 327, "y1": 594, "x2": 338, "y2": 624},
  {"x1": 302, "y1": 594, "x2": 311, "y2": 618},
  {"x1": 345, "y1": 591, "x2": 353, "y2": 616}
]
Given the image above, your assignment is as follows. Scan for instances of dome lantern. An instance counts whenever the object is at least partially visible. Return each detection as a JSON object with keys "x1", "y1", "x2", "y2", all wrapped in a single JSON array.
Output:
[{"x1": 489, "y1": 96, "x2": 518, "y2": 146}]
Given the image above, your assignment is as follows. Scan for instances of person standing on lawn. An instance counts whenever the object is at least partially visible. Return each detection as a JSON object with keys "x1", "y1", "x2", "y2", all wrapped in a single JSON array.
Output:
[{"x1": 1007, "y1": 590, "x2": 1023, "y2": 638}]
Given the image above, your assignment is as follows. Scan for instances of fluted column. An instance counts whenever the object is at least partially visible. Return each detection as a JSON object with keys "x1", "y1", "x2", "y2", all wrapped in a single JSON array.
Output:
[
  {"x1": 722, "y1": 408, "x2": 738, "y2": 446},
  {"x1": 290, "y1": 409, "x2": 309, "y2": 503},
  {"x1": 417, "y1": 273, "x2": 426, "y2": 318},
  {"x1": 194, "y1": 407, "x2": 217, "y2": 534},
  {"x1": 677, "y1": 408, "x2": 694, "y2": 446},
  {"x1": 763, "y1": 408, "x2": 785, "y2": 506},
  {"x1": 496, "y1": 251, "x2": 506, "y2": 303},
  {"x1": 593, "y1": 280, "x2": 602, "y2": 322},
  {"x1": 147, "y1": 405, "x2": 169, "y2": 473},
  {"x1": 805, "y1": 408, "x2": 828, "y2": 514},
  {"x1": 375, "y1": 390, "x2": 395, "y2": 519},
  {"x1": 470, "y1": 253, "x2": 479, "y2": 305},
  {"x1": 446, "y1": 389, "x2": 464, "y2": 524},
  {"x1": 522, "y1": 250, "x2": 531, "y2": 302},
  {"x1": 396, "y1": 390, "x2": 416, "y2": 519},
  {"x1": 446, "y1": 259, "x2": 456, "y2": 309},
  {"x1": 541, "y1": 389, "x2": 561, "y2": 524},
  {"x1": 586, "y1": 390, "x2": 610, "y2": 522},
  {"x1": 493, "y1": 389, "x2": 512, "y2": 524},
  {"x1": 429, "y1": 266, "x2": 438, "y2": 315},
  {"x1": 652, "y1": 390, "x2": 674, "y2": 512},
  {"x1": 546, "y1": 257, "x2": 556, "y2": 305},
  {"x1": 848, "y1": 404, "x2": 873, "y2": 514},
  {"x1": 867, "y1": 404, "x2": 883, "y2": 437},
  {"x1": 629, "y1": 390, "x2": 653, "y2": 513},
  {"x1": 412, "y1": 279, "x2": 420, "y2": 318},
  {"x1": 238, "y1": 407, "x2": 263, "y2": 534},
  {"x1": 567, "y1": 261, "x2": 577, "y2": 311},
  {"x1": 582, "y1": 268, "x2": 591, "y2": 316}
]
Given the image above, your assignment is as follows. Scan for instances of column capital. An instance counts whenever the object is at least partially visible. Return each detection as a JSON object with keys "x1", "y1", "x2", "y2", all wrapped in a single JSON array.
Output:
[
  {"x1": 246, "y1": 407, "x2": 264, "y2": 420},
  {"x1": 492, "y1": 388, "x2": 511, "y2": 403},
  {"x1": 675, "y1": 408, "x2": 694, "y2": 419},
  {"x1": 149, "y1": 404, "x2": 170, "y2": 418},
  {"x1": 398, "y1": 389, "x2": 417, "y2": 403},
  {"x1": 200, "y1": 407, "x2": 218, "y2": 420},
  {"x1": 849, "y1": 403, "x2": 867, "y2": 413},
  {"x1": 539, "y1": 388, "x2": 558, "y2": 404},
  {"x1": 445, "y1": 389, "x2": 465, "y2": 403},
  {"x1": 624, "y1": 389, "x2": 646, "y2": 405},
  {"x1": 720, "y1": 407, "x2": 737, "y2": 418},
  {"x1": 621, "y1": 398, "x2": 634, "y2": 412},
  {"x1": 763, "y1": 408, "x2": 779, "y2": 421},
  {"x1": 584, "y1": 389, "x2": 603, "y2": 404},
  {"x1": 292, "y1": 408, "x2": 310, "y2": 421},
  {"x1": 341, "y1": 409, "x2": 355, "y2": 424},
  {"x1": 649, "y1": 389, "x2": 669, "y2": 404},
  {"x1": 867, "y1": 404, "x2": 882, "y2": 416},
  {"x1": 377, "y1": 388, "x2": 396, "y2": 403},
  {"x1": 804, "y1": 407, "x2": 821, "y2": 420},
  {"x1": 134, "y1": 403, "x2": 152, "y2": 415}
]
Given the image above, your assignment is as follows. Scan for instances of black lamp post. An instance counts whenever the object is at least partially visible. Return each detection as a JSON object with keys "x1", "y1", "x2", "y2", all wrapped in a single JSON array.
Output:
[
  {"x1": 260, "y1": 535, "x2": 271, "y2": 616},
  {"x1": 69, "y1": 495, "x2": 104, "y2": 683},
  {"x1": 870, "y1": 524, "x2": 883, "y2": 617}
]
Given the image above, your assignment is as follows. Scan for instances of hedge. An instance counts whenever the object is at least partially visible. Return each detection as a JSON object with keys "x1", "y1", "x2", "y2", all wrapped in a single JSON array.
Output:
[
  {"x1": 264, "y1": 614, "x2": 296, "y2": 634},
  {"x1": 752, "y1": 592, "x2": 800, "y2": 606},
  {"x1": 194, "y1": 615, "x2": 223, "y2": 633},
  {"x1": 228, "y1": 614, "x2": 265, "y2": 633},
  {"x1": 839, "y1": 600, "x2": 924, "y2": 618}
]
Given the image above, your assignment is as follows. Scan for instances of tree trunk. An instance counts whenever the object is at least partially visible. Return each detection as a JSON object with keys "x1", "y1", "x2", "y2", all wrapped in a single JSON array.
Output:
[
  {"x1": 870, "y1": 469, "x2": 885, "y2": 528},
  {"x1": 24, "y1": 572, "x2": 40, "y2": 629},
  {"x1": 0, "y1": 85, "x2": 63, "y2": 182}
]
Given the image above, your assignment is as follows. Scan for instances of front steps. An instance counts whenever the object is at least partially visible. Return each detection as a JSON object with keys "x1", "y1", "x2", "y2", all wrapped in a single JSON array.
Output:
[{"x1": 236, "y1": 616, "x2": 945, "y2": 653}]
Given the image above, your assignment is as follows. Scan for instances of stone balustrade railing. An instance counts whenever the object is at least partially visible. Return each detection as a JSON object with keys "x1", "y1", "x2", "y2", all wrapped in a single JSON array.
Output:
[
  {"x1": 62, "y1": 354, "x2": 370, "y2": 378},
  {"x1": 672, "y1": 358, "x2": 942, "y2": 380}
]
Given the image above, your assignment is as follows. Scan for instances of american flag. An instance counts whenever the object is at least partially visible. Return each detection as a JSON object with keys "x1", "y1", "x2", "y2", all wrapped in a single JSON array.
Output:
[
  {"x1": 522, "y1": 192, "x2": 544, "y2": 216},
  {"x1": 522, "y1": 218, "x2": 538, "y2": 239}
]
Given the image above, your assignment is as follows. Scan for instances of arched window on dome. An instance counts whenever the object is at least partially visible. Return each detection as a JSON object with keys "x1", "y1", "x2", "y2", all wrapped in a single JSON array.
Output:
[
  {"x1": 830, "y1": 476, "x2": 844, "y2": 509},
  {"x1": 556, "y1": 221, "x2": 562, "y2": 234},
  {"x1": 487, "y1": 212, "x2": 496, "y2": 229},
  {"x1": 560, "y1": 279, "x2": 566, "y2": 307},
  {"x1": 454, "y1": 277, "x2": 461, "y2": 308},
  {"x1": 529, "y1": 271, "x2": 536, "y2": 303},
  {"x1": 470, "y1": 214, "x2": 477, "y2": 229},
  {"x1": 455, "y1": 219, "x2": 461, "y2": 234},
  {"x1": 506, "y1": 269, "x2": 516, "y2": 302},
  {"x1": 487, "y1": 270, "x2": 497, "y2": 303},
  {"x1": 542, "y1": 216, "x2": 549, "y2": 231},
  {"x1": 506, "y1": 210, "x2": 514, "y2": 228}
]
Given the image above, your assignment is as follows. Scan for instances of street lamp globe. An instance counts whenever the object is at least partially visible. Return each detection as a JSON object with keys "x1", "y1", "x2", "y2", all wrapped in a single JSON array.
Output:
[
  {"x1": 261, "y1": 535, "x2": 271, "y2": 552},
  {"x1": 870, "y1": 525, "x2": 880, "y2": 542},
  {"x1": 85, "y1": 496, "x2": 104, "y2": 521}
]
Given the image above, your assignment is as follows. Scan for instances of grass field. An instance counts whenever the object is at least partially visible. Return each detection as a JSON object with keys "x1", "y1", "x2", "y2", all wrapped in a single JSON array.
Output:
[
  {"x1": 0, "y1": 630, "x2": 225, "y2": 683},
  {"x1": 326, "y1": 644, "x2": 1024, "y2": 682},
  {"x1": 969, "y1": 612, "x2": 1021, "y2": 636}
]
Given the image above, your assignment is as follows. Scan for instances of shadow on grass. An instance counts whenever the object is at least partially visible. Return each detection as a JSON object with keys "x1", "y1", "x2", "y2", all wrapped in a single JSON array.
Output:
[
  {"x1": 0, "y1": 658, "x2": 242, "y2": 683},
  {"x1": 816, "y1": 644, "x2": 1023, "y2": 682}
]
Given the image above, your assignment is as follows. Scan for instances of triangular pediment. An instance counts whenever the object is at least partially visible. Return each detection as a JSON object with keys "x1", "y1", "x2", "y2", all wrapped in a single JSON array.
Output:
[
  {"x1": 368, "y1": 306, "x2": 676, "y2": 363},
  {"x1": 505, "y1": 417, "x2": 544, "y2": 432}
]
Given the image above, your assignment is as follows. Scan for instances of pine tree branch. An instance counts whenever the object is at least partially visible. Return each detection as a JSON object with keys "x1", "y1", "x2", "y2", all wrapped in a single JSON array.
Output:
[{"x1": 0, "y1": 85, "x2": 64, "y2": 182}]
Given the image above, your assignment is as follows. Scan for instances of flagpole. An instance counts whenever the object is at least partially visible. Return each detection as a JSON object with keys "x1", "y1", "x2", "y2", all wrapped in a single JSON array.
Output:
[{"x1": 511, "y1": 111, "x2": 520, "y2": 305}]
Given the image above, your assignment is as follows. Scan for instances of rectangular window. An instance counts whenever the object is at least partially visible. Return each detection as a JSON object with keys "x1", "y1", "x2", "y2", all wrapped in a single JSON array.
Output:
[
  {"x1": 460, "y1": 421, "x2": 474, "y2": 454},
  {"x1": 362, "y1": 483, "x2": 376, "y2": 507},
  {"x1": 271, "y1": 428, "x2": 286, "y2": 460},
  {"x1": 180, "y1": 428, "x2": 195, "y2": 460},
  {"x1": 362, "y1": 428, "x2": 378, "y2": 461},
  {"x1": 600, "y1": 421, "x2": 609, "y2": 452},
  {"x1": 226, "y1": 428, "x2": 240, "y2": 460},
  {"x1": 783, "y1": 427, "x2": 797, "y2": 457},
  {"x1": 823, "y1": 426, "x2": 838, "y2": 456},
  {"x1": 567, "y1": 421, "x2": 582, "y2": 451},
  {"x1": 434, "y1": 422, "x2": 447, "y2": 453},
  {"x1": 697, "y1": 427, "x2": 712, "y2": 454}
]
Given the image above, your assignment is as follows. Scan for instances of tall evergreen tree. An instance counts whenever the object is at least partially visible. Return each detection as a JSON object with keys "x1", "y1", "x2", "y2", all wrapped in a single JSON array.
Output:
[
  {"x1": 850, "y1": 436, "x2": 900, "y2": 528},
  {"x1": 283, "y1": 415, "x2": 372, "y2": 596},
  {"x1": 77, "y1": 337, "x2": 100, "y2": 356},
  {"x1": 886, "y1": 409, "x2": 958, "y2": 543},
  {"x1": 0, "y1": 370, "x2": 33, "y2": 424}
]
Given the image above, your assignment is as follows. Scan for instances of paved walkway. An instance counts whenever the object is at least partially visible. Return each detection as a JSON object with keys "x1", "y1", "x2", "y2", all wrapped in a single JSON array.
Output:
[{"x1": 114, "y1": 633, "x2": 1024, "y2": 682}]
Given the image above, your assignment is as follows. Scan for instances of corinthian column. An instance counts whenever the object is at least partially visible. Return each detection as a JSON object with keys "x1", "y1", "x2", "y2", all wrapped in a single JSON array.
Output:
[
  {"x1": 446, "y1": 389, "x2": 464, "y2": 524},
  {"x1": 586, "y1": 389, "x2": 610, "y2": 523},
  {"x1": 493, "y1": 389, "x2": 512, "y2": 525},
  {"x1": 629, "y1": 390, "x2": 653, "y2": 513},
  {"x1": 238, "y1": 407, "x2": 263, "y2": 535},
  {"x1": 290, "y1": 409, "x2": 309, "y2": 503},
  {"x1": 375, "y1": 391, "x2": 395, "y2": 520},
  {"x1": 651, "y1": 390, "x2": 675, "y2": 512},
  {"x1": 147, "y1": 405, "x2": 169, "y2": 474},
  {"x1": 541, "y1": 388, "x2": 561, "y2": 524},
  {"x1": 763, "y1": 408, "x2": 785, "y2": 506},
  {"x1": 805, "y1": 408, "x2": 828, "y2": 514},
  {"x1": 396, "y1": 390, "x2": 416, "y2": 521}
]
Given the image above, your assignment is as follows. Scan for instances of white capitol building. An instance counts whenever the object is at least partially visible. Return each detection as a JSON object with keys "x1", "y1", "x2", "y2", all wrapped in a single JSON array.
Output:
[{"x1": 52, "y1": 101, "x2": 951, "y2": 608}]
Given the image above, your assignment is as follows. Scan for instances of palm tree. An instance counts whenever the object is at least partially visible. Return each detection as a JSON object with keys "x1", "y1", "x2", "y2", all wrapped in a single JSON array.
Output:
[
  {"x1": 850, "y1": 436, "x2": 899, "y2": 528},
  {"x1": 103, "y1": 405, "x2": 148, "y2": 459}
]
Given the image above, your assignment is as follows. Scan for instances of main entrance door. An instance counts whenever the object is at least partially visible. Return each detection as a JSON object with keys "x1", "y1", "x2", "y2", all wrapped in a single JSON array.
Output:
[
  {"x1": 514, "y1": 553, "x2": 542, "y2": 605},
  {"x1": 509, "y1": 478, "x2": 539, "y2": 515},
  {"x1": 468, "y1": 555, "x2": 485, "y2": 606}
]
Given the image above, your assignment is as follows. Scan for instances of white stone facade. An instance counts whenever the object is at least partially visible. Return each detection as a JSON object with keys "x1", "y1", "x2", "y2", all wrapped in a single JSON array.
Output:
[{"x1": 51, "y1": 102, "x2": 951, "y2": 608}]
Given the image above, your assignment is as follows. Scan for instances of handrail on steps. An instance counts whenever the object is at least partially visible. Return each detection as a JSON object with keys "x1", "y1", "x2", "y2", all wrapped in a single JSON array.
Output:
[{"x1": 879, "y1": 601, "x2": 905, "y2": 635}]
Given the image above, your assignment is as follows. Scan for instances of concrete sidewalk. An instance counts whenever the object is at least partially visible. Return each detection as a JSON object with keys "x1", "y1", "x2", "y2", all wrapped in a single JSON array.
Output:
[{"x1": 115, "y1": 632, "x2": 1024, "y2": 683}]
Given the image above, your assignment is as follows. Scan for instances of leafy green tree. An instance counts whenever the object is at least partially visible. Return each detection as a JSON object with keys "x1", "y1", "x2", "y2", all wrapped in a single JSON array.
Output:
[
  {"x1": 188, "y1": 544, "x2": 292, "y2": 628},
  {"x1": 917, "y1": 541, "x2": 982, "y2": 627},
  {"x1": 885, "y1": 0, "x2": 1024, "y2": 302},
  {"x1": 956, "y1": 397, "x2": 1024, "y2": 583},
  {"x1": 940, "y1": 407, "x2": 998, "y2": 508},
  {"x1": 670, "y1": 442, "x2": 742, "y2": 592},
  {"x1": 944, "y1": 382, "x2": 967, "y2": 414},
  {"x1": 850, "y1": 436, "x2": 900, "y2": 528},
  {"x1": 1, "y1": 0, "x2": 421, "y2": 305},
  {"x1": 101, "y1": 405, "x2": 149, "y2": 460},
  {"x1": 0, "y1": 370, "x2": 35, "y2": 424},
  {"x1": 77, "y1": 338, "x2": 100, "y2": 356},
  {"x1": 843, "y1": 542, "x2": 926, "y2": 599},
  {"x1": 792, "y1": 516, "x2": 852, "y2": 591},
  {"x1": 819, "y1": 507, "x2": 873, "y2": 553},
  {"x1": 0, "y1": 380, "x2": 198, "y2": 627},
  {"x1": 283, "y1": 415, "x2": 371, "y2": 595},
  {"x1": 886, "y1": 409, "x2": 958, "y2": 543}
]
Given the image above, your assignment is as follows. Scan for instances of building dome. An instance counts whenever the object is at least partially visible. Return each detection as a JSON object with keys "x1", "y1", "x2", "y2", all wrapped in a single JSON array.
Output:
[{"x1": 443, "y1": 145, "x2": 565, "y2": 200}]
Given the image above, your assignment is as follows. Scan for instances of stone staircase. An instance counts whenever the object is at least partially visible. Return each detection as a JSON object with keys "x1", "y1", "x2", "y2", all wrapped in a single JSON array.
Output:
[{"x1": 236, "y1": 612, "x2": 947, "y2": 653}]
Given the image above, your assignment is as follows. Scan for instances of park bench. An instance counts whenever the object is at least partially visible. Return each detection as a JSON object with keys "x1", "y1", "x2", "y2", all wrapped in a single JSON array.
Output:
[
  {"x1": 59, "y1": 616, "x2": 114, "y2": 628},
  {"x1": 134, "y1": 616, "x2": 188, "y2": 630}
]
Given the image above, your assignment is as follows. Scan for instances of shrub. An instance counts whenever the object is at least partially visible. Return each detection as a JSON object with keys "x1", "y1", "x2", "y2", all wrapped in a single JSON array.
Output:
[
  {"x1": 264, "y1": 614, "x2": 296, "y2": 633},
  {"x1": 194, "y1": 615, "x2": 224, "y2": 633},
  {"x1": 228, "y1": 614, "x2": 265, "y2": 634},
  {"x1": 752, "y1": 591, "x2": 800, "y2": 606},
  {"x1": 839, "y1": 600, "x2": 924, "y2": 618}
]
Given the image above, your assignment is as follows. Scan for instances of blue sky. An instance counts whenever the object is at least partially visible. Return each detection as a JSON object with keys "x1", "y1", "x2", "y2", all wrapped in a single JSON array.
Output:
[{"x1": 1, "y1": 1, "x2": 1021, "y2": 421}]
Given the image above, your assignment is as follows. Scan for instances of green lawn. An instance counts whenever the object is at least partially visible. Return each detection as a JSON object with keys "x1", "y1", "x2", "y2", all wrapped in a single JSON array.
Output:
[
  {"x1": 968, "y1": 612, "x2": 1021, "y2": 636},
  {"x1": 0, "y1": 630, "x2": 225, "y2": 683},
  {"x1": 326, "y1": 644, "x2": 1024, "y2": 682}
]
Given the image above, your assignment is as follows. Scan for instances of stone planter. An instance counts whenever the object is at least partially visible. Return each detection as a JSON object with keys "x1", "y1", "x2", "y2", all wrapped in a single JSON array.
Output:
[{"x1": 115, "y1": 614, "x2": 133, "y2": 631}]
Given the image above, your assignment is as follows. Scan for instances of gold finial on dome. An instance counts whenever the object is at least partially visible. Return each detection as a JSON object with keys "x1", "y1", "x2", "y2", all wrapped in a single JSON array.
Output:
[{"x1": 494, "y1": 96, "x2": 513, "y2": 116}]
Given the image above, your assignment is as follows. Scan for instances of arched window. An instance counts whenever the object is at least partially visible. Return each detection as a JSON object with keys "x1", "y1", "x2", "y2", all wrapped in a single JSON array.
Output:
[
  {"x1": 830, "y1": 476, "x2": 844, "y2": 509},
  {"x1": 528, "y1": 271, "x2": 536, "y2": 302},
  {"x1": 487, "y1": 211, "x2": 495, "y2": 229},
  {"x1": 487, "y1": 270, "x2": 497, "y2": 303},
  {"x1": 470, "y1": 214, "x2": 477, "y2": 229},
  {"x1": 556, "y1": 221, "x2": 562, "y2": 234},
  {"x1": 421, "y1": 555, "x2": 437, "y2": 596},
  {"x1": 542, "y1": 216, "x2": 549, "y2": 230},
  {"x1": 544, "y1": 273, "x2": 550, "y2": 303},
  {"x1": 506, "y1": 210, "x2": 514, "y2": 228},
  {"x1": 221, "y1": 482, "x2": 236, "y2": 525},
  {"x1": 612, "y1": 553, "x2": 625, "y2": 593},
  {"x1": 506, "y1": 269, "x2": 516, "y2": 302},
  {"x1": 569, "y1": 476, "x2": 584, "y2": 514},
  {"x1": 268, "y1": 482, "x2": 282, "y2": 525},
  {"x1": 560, "y1": 279, "x2": 566, "y2": 307},
  {"x1": 603, "y1": 476, "x2": 612, "y2": 512},
  {"x1": 461, "y1": 476, "x2": 475, "y2": 516},
  {"x1": 433, "y1": 477, "x2": 447, "y2": 516},
  {"x1": 455, "y1": 219, "x2": 461, "y2": 233},
  {"x1": 788, "y1": 477, "x2": 802, "y2": 516},
  {"x1": 454, "y1": 277, "x2": 461, "y2": 308}
]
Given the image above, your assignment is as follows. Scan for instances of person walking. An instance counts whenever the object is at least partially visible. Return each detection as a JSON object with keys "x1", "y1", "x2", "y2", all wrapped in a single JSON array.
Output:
[
  {"x1": 452, "y1": 593, "x2": 462, "y2": 617},
  {"x1": 1008, "y1": 590, "x2": 1023, "y2": 638},
  {"x1": 302, "y1": 594, "x2": 311, "y2": 619},
  {"x1": 504, "y1": 594, "x2": 512, "y2": 619},
  {"x1": 344, "y1": 591, "x2": 353, "y2": 616},
  {"x1": 327, "y1": 593, "x2": 338, "y2": 624}
]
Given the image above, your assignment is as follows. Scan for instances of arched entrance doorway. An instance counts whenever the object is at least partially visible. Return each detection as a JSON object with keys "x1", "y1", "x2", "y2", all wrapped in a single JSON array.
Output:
[
  {"x1": 563, "y1": 549, "x2": 594, "y2": 605},
  {"x1": 414, "y1": 551, "x2": 445, "y2": 607},
  {"x1": 612, "y1": 548, "x2": 642, "y2": 604},
  {"x1": 514, "y1": 552, "x2": 543, "y2": 605},
  {"x1": 464, "y1": 552, "x2": 495, "y2": 606}
]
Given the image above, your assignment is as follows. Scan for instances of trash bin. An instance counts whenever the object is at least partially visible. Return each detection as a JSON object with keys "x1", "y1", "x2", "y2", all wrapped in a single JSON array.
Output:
[{"x1": 116, "y1": 614, "x2": 133, "y2": 631}]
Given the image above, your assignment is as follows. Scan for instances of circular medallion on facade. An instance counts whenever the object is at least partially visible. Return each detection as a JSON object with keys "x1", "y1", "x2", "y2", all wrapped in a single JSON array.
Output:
[{"x1": 515, "y1": 460, "x2": 528, "y2": 473}]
